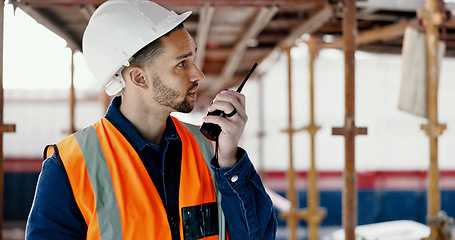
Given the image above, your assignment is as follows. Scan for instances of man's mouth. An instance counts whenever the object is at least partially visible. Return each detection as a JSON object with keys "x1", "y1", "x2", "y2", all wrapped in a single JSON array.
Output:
[
  {"x1": 187, "y1": 89, "x2": 197, "y2": 100},
  {"x1": 187, "y1": 83, "x2": 198, "y2": 100}
]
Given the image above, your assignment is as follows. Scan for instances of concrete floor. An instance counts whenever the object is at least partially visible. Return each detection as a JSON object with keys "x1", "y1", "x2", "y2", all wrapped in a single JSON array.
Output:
[
  {"x1": 3, "y1": 225, "x2": 340, "y2": 240},
  {"x1": 3, "y1": 221, "x2": 26, "y2": 240},
  {"x1": 3, "y1": 223, "x2": 455, "y2": 240},
  {"x1": 276, "y1": 226, "x2": 340, "y2": 240},
  {"x1": 4, "y1": 225, "x2": 338, "y2": 240}
]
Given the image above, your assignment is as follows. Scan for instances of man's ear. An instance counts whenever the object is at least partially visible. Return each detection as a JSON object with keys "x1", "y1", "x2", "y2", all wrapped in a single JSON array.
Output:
[{"x1": 123, "y1": 66, "x2": 148, "y2": 89}]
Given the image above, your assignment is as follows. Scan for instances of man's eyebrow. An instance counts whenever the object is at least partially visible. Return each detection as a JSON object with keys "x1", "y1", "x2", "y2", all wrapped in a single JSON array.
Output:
[
  {"x1": 176, "y1": 52, "x2": 193, "y2": 60},
  {"x1": 175, "y1": 47, "x2": 197, "y2": 60}
]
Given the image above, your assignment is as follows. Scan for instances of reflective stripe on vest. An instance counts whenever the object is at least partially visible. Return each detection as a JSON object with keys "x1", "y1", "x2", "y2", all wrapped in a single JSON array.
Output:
[
  {"x1": 180, "y1": 122, "x2": 226, "y2": 240},
  {"x1": 73, "y1": 126, "x2": 123, "y2": 239},
  {"x1": 50, "y1": 117, "x2": 224, "y2": 240}
]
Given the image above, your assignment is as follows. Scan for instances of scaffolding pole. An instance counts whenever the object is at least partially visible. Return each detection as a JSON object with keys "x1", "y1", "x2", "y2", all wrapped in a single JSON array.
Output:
[
  {"x1": 0, "y1": 2, "x2": 17, "y2": 237},
  {"x1": 332, "y1": 0, "x2": 367, "y2": 239},
  {"x1": 281, "y1": 47, "x2": 299, "y2": 240},
  {"x1": 63, "y1": 49, "x2": 77, "y2": 135},
  {"x1": 299, "y1": 36, "x2": 326, "y2": 240},
  {"x1": 419, "y1": 0, "x2": 447, "y2": 239}
]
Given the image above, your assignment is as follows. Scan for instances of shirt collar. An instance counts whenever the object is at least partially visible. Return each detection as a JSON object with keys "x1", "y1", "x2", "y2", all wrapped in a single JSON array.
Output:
[{"x1": 104, "y1": 96, "x2": 179, "y2": 152}]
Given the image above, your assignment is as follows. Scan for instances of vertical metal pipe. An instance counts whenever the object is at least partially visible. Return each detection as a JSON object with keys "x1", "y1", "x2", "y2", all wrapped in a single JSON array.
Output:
[
  {"x1": 0, "y1": 2, "x2": 5, "y2": 237},
  {"x1": 342, "y1": 0, "x2": 357, "y2": 239},
  {"x1": 286, "y1": 47, "x2": 297, "y2": 240},
  {"x1": 257, "y1": 76, "x2": 265, "y2": 176},
  {"x1": 424, "y1": 0, "x2": 441, "y2": 238},
  {"x1": 69, "y1": 49, "x2": 76, "y2": 134},
  {"x1": 307, "y1": 37, "x2": 320, "y2": 240},
  {"x1": 0, "y1": 5, "x2": 15, "y2": 236},
  {"x1": 308, "y1": 38, "x2": 318, "y2": 211}
]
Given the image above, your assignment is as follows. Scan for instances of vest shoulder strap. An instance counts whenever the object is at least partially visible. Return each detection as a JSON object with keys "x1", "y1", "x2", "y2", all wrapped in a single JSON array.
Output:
[
  {"x1": 43, "y1": 144, "x2": 56, "y2": 160},
  {"x1": 179, "y1": 121, "x2": 227, "y2": 240},
  {"x1": 179, "y1": 122, "x2": 214, "y2": 166}
]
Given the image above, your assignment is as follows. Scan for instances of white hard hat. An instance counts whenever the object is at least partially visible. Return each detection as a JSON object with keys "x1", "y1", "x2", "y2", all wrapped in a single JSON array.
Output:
[{"x1": 82, "y1": 0, "x2": 191, "y2": 96}]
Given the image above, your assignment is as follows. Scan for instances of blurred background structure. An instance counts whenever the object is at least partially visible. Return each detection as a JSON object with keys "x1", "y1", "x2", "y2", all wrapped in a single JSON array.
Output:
[{"x1": 2, "y1": 0, "x2": 455, "y2": 239}]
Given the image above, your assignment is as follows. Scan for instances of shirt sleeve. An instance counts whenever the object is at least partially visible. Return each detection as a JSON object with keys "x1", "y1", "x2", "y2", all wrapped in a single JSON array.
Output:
[
  {"x1": 211, "y1": 148, "x2": 277, "y2": 240},
  {"x1": 25, "y1": 154, "x2": 87, "y2": 240}
]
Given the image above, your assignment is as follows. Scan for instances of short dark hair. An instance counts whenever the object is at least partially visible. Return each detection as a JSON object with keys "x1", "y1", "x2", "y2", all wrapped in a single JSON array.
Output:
[{"x1": 129, "y1": 23, "x2": 184, "y2": 68}]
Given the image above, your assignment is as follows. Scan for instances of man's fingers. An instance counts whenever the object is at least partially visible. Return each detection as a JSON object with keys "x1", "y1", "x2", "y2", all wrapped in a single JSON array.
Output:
[{"x1": 207, "y1": 90, "x2": 246, "y2": 119}]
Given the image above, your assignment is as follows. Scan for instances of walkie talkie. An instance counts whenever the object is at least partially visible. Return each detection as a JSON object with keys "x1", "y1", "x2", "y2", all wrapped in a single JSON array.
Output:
[{"x1": 200, "y1": 63, "x2": 258, "y2": 141}]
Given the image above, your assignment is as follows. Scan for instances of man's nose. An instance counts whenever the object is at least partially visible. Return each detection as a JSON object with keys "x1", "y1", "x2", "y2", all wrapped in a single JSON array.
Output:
[{"x1": 190, "y1": 63, "x2": 205, "y2": 83}]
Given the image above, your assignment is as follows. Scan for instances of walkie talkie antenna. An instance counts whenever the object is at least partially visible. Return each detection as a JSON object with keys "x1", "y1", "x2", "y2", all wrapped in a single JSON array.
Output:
[
  {"x1": 236, "y1": 62, "x2": 258, "y2": 93},
  {"x1": 199, "y1": 62, "x2": 258, "y2": 141}
]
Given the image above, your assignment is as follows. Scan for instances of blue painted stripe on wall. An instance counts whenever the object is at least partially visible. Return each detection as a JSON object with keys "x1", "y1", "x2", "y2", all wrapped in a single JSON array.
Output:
[
  {"x1": 275, "y1": 190, "x2": 455, "y2": 227},
  {"x1": 4, "y1": 172, "x2": 455, "y2": 227},
  {"x1": 4, "y1": 173, "x2": 40, "y2": 221}
]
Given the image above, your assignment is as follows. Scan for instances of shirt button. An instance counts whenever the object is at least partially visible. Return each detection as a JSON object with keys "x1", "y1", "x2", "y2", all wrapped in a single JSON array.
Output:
[{"x1": 230, "y1": 175, "x2": 239, "y2": 183}]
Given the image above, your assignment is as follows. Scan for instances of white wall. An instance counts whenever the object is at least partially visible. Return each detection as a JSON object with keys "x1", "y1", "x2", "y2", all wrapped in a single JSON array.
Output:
[
  {"x1": 240, "y1": 45, "x2": 455, "y2": 172},
  {"x1": 4, "y1": 45, "x2": 455, "y2": 172},
  {"x1": 4, "y1": 90, "x2": 104, "y2": 158}
]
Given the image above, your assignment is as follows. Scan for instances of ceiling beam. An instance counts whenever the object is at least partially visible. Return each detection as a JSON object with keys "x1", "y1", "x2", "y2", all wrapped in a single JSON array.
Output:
[
  {"x1": 213, "y1": 6, "x2": 278, "y2": 92},
  {"x1": 356, "y1": 0, "x2": 455, "y2": 11},
  {"x1": 277, "y1": 4, "x2": 334, "y2": 49},
  {"x1": 17, "y1": 5, "x2": 80, "y2": 50},
  {"x1": 257, "y1": 5, "x2": 333, "y2": 76},
  {"x1": 79, "y1": 5, "x2": 95, "y2": 21},
  {"x1": 21, "y1": 0, "x2": 326, "y2": 7},
  {"x1": 341, "y1": 8, "x2": 402, "y2": 22},
  {"x1": 195, "y1": 3, "x2": 215, "y2": 70},
  {"x1": 357, "y1": 43, "x2": 403, "y2": 54},
  {"x1": 205, "y1": 48, "x2": 273, "y2": 60},
  {"x1": 321, "y1": 20, "x2": 417, "y2": 49}
]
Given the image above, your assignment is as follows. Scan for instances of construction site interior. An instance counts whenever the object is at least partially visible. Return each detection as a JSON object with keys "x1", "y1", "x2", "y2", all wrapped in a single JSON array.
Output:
[{"x1": 2, "y1": 0, "x2": 455, "y2": 239}]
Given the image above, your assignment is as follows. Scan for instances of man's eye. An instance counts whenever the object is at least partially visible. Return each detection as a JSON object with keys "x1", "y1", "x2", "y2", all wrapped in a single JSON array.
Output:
[{"x1": 177, "y1": 61, "x2": 185, "y2": 67}]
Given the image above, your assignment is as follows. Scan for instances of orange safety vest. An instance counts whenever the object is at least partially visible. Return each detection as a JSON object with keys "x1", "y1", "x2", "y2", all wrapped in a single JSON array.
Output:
[{"x1": 45, "y1": 117, "x2": 226, "y2": 240}]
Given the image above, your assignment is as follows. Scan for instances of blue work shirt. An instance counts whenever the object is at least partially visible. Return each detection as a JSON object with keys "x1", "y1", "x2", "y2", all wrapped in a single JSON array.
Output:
[{"x1": 26, "y1": 96, "x2": 277, "y2": 240}]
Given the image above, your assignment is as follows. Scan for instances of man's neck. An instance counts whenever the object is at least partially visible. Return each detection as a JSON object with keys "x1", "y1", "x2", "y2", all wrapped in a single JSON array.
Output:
[{"x1": 119, "y1": 95, "x2": 171, "y2": 146}]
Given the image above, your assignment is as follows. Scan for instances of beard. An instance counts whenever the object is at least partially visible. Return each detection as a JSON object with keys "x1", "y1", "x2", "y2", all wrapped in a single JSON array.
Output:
[{"x1": 151, "y1": 73, "x2": 196, "y2": 113}]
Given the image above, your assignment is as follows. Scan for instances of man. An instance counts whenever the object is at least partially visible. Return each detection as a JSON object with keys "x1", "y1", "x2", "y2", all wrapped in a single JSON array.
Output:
[{"x1": 26, "y1": 0, "x2": 277, "y2": 239}]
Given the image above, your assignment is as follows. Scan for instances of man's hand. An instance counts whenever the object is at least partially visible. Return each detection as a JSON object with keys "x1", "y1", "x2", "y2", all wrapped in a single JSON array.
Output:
[{"x1": 203, "y1": 90, "x2": 247, "y2": 168}]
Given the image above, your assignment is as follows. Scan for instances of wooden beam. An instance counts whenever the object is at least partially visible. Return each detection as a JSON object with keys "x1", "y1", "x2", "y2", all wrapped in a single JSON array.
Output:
[
  {"x1": 331, "y1": 0, "x2": 367, "y2": 239},
  {"x1": 278, "y1": 4, "x2": 333, "y2": 49},
  {"x1": 279, "y1": 46, "x2": 328, "y2": 240},
  {"x1": 300, "y1": 36, "x2": 326, "y2": 240},
  {"x1": 257, "y1": 75, "x2": 265, "y2": 174},
  {"x1": 21, "y1": 0, "x2": 326, "y2": 7},
  {"x1": 1, "y1": 4, "x2": 4, "y2": 237},
  {"x1": 214, "y1": 6, "x2": 278, "y2": 91},
  {"x1": 419, "y1": 0, "x2": 447, "y2": 239},
  {"x1": 282, "y1": 47, "x2": 298, "y2": 240},
  {"x1": 258, "y1": 4, "x2": 332, "y2": 76},
  {"x1": 354, "y1": 0, "x2": 455, "y2": 11},
  {"x1": 357, "y1": 7, "x2": 379, "y2": 16},
  {"x1": 346, "y1": 13, "x2": 403, "y2": 22},
  {"x1": 70, "y1": 50, "x2": 76, "y2": 134},
  {"x1": 79, "y1": 4, "x2": 95, "y2": 21},
  {"x1": 342, "y1": 0, "x2": 358, "y2": 237},
  {"x1": 63, "y1": 50, "x2": 77, "y2": 135},
  {"x1": 267, "y1": 19, "x2": 319, "y2": 31},
  {"x1": 256, "y1": 48, "x2": 281, "y2": 77},
  {"x1": 0, "y1": 3, "x2": 17, "y2": 237},
  {"x1": 356, "y1": 43, "x2": 403, "y2": 54},
  {"x1": 17, "y1": 4, "x2": 80, "y2": 50},
  {"x1": 195, "y1": 3, "x2": 215, "y2": 70},
  {"x1": 322, "y1": 20, "x2": 417, "y2": 49},
  {"x1": 205, "y1": 48, "x2": 273, "y2": 61}
]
